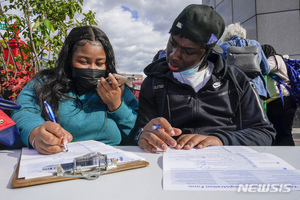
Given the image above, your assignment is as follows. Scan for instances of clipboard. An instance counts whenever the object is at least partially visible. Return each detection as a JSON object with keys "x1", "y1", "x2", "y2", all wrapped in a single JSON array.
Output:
[{"x1": 11, "y1": 152, "x2": 149, "y2": 188}]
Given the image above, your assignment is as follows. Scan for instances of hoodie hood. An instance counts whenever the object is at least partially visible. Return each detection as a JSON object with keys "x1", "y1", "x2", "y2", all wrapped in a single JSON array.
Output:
[
  {"x1": 144, "y1": 57, "x2": 170, "y2": 78},
  {"x1": 144, "y1": 53, "x2": 228, "y2": 80}
]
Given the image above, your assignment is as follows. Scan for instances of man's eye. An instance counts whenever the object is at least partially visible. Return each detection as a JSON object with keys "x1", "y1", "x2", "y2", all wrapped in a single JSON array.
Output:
[
  {"x1": 184, "y1": 50, "x2": 193, "y2": 55},
  {"x1": 170, "y1": 40, "x2": 176, "y2": 47}
]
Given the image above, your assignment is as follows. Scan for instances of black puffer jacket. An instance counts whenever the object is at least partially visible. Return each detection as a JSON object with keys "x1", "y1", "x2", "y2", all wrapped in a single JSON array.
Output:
[{"x1": 134, "y1": 53, "x2": 275, "y2": 145}]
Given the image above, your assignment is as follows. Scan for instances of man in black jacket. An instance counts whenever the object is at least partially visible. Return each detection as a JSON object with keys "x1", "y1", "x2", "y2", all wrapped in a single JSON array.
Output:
[{"x1": 134, "y1": 4, "x2": 276, "y2": 153}]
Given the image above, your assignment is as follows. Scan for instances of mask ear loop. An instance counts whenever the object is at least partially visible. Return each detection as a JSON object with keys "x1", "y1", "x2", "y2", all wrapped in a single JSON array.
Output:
[
  {"x1": 198, "y1": 49, "x2": 211, "y2": 71},
  {"x1": 180, "y1": 51, "x2": 208, "y2": 75}
]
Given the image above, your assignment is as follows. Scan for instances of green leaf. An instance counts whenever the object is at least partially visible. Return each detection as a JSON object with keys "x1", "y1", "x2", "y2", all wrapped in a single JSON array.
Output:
[
  {"x1": 44, "y1": 19, "x2": 51, "y2": 29},
  {"x1": 33, "y1": 19, "x2": 42, "y2": 30},
  {"x1": 44, "y1": 19, "x2": 54, "y2": 33},
  {"x1": 50, "y1": 25, "x2": 55, "y2": 33},
  {"x1": 43, "y1": 30, "x2": 50, "y2": 39}
]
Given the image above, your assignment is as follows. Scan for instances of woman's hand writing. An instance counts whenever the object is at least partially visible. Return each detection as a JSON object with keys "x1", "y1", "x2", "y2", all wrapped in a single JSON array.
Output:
[{"x1": 29, "y1": 121, "x2": 73, "y2": 155}]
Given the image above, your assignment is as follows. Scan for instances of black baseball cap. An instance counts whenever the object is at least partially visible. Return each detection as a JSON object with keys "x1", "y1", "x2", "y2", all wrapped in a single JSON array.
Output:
[{"x1": 170, "y1": 4, "x2": 225, "y2": 54}]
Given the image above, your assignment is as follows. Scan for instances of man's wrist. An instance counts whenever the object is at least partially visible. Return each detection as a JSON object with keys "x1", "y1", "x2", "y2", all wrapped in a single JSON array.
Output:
[{"x1": 134, "y1": 128, "x2": 143, "y2": 144}]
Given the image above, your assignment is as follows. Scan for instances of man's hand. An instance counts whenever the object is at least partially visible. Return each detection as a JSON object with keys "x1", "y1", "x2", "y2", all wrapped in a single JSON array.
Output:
[
  {"x1": 175, "y1": 134, "x2": 223, "y2": 149},
  {"x1": 138, "y1": 117, "x2": 181, "y2": 153}
]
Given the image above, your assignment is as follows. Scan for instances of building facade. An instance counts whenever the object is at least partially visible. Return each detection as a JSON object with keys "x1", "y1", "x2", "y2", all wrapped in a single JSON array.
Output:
[
  {"x1": 203, "y1": 0, "x2": 300, "y2": 127},
  {"x1": 203, "y1": 0, "x2": 300, "y2": 59}
]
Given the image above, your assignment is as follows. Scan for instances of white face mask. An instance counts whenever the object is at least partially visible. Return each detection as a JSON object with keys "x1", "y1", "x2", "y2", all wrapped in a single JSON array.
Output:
[
  {"x1": 180, "y1": 56, "x2": 205, "y2": 75},
  {"x1": 173, "y1": 61, "x2": 214, "y2": 92}
]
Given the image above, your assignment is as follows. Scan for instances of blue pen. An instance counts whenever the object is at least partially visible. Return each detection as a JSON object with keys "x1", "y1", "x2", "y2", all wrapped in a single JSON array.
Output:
[
  {"x1": 152, "y1": 125, "x2": 162, "y2": 130},
  {"x1": 44, "y1": 101, "x2": 68, "y2": 152},
  {"x1": 44, "y1": 101, "x2": 56, "y2": 123}
]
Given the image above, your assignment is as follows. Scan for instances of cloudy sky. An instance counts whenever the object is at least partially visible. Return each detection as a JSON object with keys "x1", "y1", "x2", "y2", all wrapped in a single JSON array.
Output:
[
  {"x1": 81, "y1": 0, "x2": 203, "y2": 75},
  {"x1": 1, "y1": 0, "x2": 203, "y2": 75}
]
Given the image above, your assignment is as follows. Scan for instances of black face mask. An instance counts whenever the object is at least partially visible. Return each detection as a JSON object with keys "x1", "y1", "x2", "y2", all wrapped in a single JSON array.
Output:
[{"x1": 72, "y1": 67, "x2": 106, "y2": 93}]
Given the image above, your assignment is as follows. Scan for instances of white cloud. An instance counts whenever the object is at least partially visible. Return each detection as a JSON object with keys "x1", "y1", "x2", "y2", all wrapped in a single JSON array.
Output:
[
  {"x1": 82, "y1": 0, "x2": 203, "y2": 74},
  {"x1": 1, "y1": 0, "x2": 203, "y2": 75}
]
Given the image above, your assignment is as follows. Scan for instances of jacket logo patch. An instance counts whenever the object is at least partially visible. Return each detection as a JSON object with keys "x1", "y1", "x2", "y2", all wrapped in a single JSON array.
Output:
[
  {"x1": 153, "y1": 84, "x2": 164, "y2": 90},
  {"x1": 213, "y1": 82, "x2": 222, "y2": 88}
]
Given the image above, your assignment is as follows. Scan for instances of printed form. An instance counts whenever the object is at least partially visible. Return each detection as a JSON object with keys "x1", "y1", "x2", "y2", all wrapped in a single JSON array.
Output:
[
  {"x1": 163, "y1": 146, "x2": 300, "y2": 191},
  {"x1": 18, "y1": 140, "x2": 144, "y2": 179}
]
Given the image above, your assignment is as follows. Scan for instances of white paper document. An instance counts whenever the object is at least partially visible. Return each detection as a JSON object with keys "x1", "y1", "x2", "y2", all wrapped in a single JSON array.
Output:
[
  {"x1": 18, "y1": 140, "x2": 144, "y2": 179},
  {"x1": 163, "y1": 146, "x2": 300, "y2": 191}
]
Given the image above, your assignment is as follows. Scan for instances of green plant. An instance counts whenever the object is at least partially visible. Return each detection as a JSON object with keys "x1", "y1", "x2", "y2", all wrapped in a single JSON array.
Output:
[{"x1": 0, "y1": 0, "x2": 98, "y2": 101}]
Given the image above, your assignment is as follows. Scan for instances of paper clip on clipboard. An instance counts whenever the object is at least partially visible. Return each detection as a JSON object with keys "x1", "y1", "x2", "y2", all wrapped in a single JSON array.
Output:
[{"x1": 43, "y1": 152, "x2": 118, "y2": 180}]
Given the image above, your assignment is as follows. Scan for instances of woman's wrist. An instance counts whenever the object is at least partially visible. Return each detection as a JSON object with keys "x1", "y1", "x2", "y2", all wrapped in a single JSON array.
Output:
[
  {"x1": 31, "y1": 136, "x2": 37, "y2": 149},
  {"x1": 107, "y1": 100, "x2": 122, "y2": 112},
  {"x1": 29, "y1": 126, "x2": 39, "y2": 149}
]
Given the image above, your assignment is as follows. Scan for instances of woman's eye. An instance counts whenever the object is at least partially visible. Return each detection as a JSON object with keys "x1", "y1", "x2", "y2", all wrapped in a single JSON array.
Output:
[
  {"x1": 97, "y1": 62, "x2": 105, "y2": 67},
  {"x1": 79, "y1": 60, "x2": 87, "y2": 64}
]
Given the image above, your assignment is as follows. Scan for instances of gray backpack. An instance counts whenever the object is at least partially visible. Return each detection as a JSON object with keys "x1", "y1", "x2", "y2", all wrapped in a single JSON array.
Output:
[{"x1": 226, "y1": 39, "x2": 260, "y2": 78}]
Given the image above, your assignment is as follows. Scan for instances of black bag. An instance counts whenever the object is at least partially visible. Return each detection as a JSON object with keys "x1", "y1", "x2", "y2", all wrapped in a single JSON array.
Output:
[{"x1": 226, "y1": 40, "x2": 261, "y2": 78}]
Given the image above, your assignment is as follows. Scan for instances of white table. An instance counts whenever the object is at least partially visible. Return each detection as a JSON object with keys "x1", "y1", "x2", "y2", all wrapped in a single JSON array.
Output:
[{"x1": 1, "y1": 146, "x2": 300, "y2": 200}]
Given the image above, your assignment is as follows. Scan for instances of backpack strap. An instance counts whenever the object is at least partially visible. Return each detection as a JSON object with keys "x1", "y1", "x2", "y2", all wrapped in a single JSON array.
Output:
[
  {"x1": 0, "y1": 96, "x2": 21, "y2": 110},
  {"x1": 236, "y1": 38, "x2": 249, "y2": 46},
  {"x1": 268, "y1": 72, "x2": 291, "y2": 108},
  {"x1": 228, "y1": 38, "x2": 249, "y2": 46}
]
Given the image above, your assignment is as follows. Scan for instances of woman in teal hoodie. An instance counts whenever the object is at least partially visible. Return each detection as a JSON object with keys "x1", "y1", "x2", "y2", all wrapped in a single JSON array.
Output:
[{"x1": 11, "y1": 26, "x2": 138, "y2": 154}]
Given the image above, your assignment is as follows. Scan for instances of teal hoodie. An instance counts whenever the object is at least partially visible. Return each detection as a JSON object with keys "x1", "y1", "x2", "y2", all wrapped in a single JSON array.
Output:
[{"x1": 11, "y1": 81, "x2": 139, "y2": 147}]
